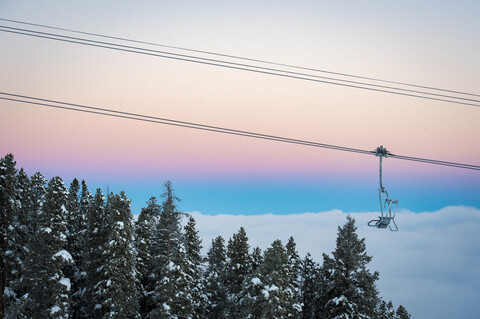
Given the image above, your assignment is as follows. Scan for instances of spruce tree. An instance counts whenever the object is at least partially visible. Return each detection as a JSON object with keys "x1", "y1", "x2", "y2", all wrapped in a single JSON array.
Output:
[
  {"x1": 204, "y1": 236, "x2": 228, "y2": 319},
  {"x1": 301, "y1": 253, "x2": 319, "y2": 319},
  {"x1": 0, "y1": 154, "x2": 19, "y2": 318},
  {"x1": 395, "y1": 305, "x2": 410, "y2": 319},
  {"x1": 22, "y1": 177, "x2": 72, "y2": 318},
  {"x1": 251, "y1": 246, "x2": 263, "y2": 273},
  {"x1": 183, "y1": 216, "x2": 206, "y2": 318},
  {"x1": 13, "y1": 172, "x2": 46, "y2": 318},
  {"x1": 134, "y1": 197, "x2": 160, "y2": 317},
  {"x1": 84, "y1": 189, "x2": 108, "y2": 318},
  {"x1": 150, "y1": 242, "x2": 195, "y2": 319},
  {"x1": 286, "y1": 236, "x2": 303, "y2": 315},
  {"x1": 324, "y1": 216, "x2": 380, "y2": 319},
  {"x1": 315, "y1": 253, "x2": 336, "y2": 318},
  {"x1": 73, "y1": 180, "x2": 92, "y2": 319},
  {"x1": 377, "y1": 300, "x2": 395, "y2": 319},
  {"x1": 4, "y1": 168, "x2": 33, "y2": 319},
  {"x1": 259, "y1": 240, "x2": 301, "y2": 318},
  {"x1": 149, "y1": 181, "x2": 192, "y2": 319},
  {"x1": 225, "y1": 227, "x2": 252, "y2": 318},
  {"x1": 65, "y1": 178, "x2": 88, "y2": 319},
  {"x1": 153, "y1": 181, "x2": 183, "y2": 267},
  {"x1": 238, "y1": 268, "x2": 265, "y2": 319},
  {"x1": 96, "y1": 192, "x2": 139, "y2": 319}
]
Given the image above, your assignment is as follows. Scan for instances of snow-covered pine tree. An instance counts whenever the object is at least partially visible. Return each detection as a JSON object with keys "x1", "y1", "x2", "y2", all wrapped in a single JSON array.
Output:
[
  {"x1": 183, "y1": 216, "x2": 206, "y2": 318},
  {"x1": 84, "y1": 188, "x2": 108, "y2": 318},
  {"x1": 385, "y1": 301, "x2": 395, "y2": 319},
  {"x1": 251, "y1": 246, "x2": 262, "y2": 273},
  {"x1": 134, "y1": 197, "x2": 160, "y2": 317},
  {"x1": 65, "y1": 178, "x2": 88, "y2": 319},
  {"x1": 258, "y1": 240, "x2": 302, "y2": 318},
  {"x1": 286, "y1": 236, "x2": 303, "y2": 315},
  {"x1": 14, "y1": 172, "x2": 46, "y2": 318},
  {"x1": 0, "y1": 154, "x2": 19, "y2": 318},
  {"x1": 96, "y1": 191, "x2": 139, "y2": 319},
  {"x1": 225, "y1": 227, "x2": 252, "y2": 318},
  {"x1": 324, "y1": 216, "x2": 380, "y2": 319},
  {"x1": 151, "y1": 242, "x2": 196, "y2": 319},
  {"x1": 3, "y1": 168, "x2": 32, "y2": 318},
  {"x1": 204, "y1": 236, "x2": 228, "y2": 319},
  {"x1": 149, "y1": 181, "x2": 193, "y2": 319},
  {"x1": 395, "y1": 305, "x2": 410, "y2": 319},
  {"x1": 23, "y1": 177, "x2": 72, "y2": 318},
  {"x1": 73, "y1": 180, "x2": 92, "y2": 319},
  {"x1": 238, "y1": 267, "x2": 265, "y2": 319},
  {"x1": 301, "y1": 253, "x2": 319, "y2": 319},
  {"x1": 377, "y1": 300, "x2": 395, "y2": 319},
  {"x1": 153, "y1": 181, "x2": 183, "y2": 267}
]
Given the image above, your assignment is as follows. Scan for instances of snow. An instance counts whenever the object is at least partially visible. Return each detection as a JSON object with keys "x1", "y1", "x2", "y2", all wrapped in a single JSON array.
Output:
[
  {"x1": 53, "y1": 250, "x2": 73, "y2": 263},
  {"x1": 261, "y1": 284, "x2": 279, "y2": 299},
  {"x1": 251, "y1": 277, "x2": 262, "y2": 285},
  {"x1": 166, "y1": 261, "x2": 178, "y2": 271},
  {"x1": 51, "y1": 305, "x2": 61, "y2": 315},
  {"x1": 331, "y1": 295, "x2": 348, "y2": 305},
  {"x1": 43, "y1": 227, "x2": 52, "y2": 233},
  {"x1": 163, "y1": 303, "x2": 171, "y2": 311},
  {"x1": 4, "y1": 287, "x2": 15, "y2": 297},
  {"x1": 117, "y1": 221, "x2": 124, "y2": 229},
  {"x1": 261, "y1": 289, "x2": 270, "y2": 299},
  {"x1": 59, "y1": 277, "x2": 71, "y2": 291},
  {"x1": 266, "y1": 284, "x2": 278, "y2": 292}
]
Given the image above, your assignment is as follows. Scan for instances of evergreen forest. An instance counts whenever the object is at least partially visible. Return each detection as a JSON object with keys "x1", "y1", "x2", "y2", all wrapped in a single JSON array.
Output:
[{"x1": 0, "y1": 154, "x2": 410, "y2": 319}]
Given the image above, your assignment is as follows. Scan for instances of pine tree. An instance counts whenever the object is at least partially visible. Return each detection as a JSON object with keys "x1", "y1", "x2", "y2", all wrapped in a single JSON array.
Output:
[
  {"x1": 96, "y1": 192, "x2": 140, "y2": 319},
  {"x1": 65, "y1": 178, "x2": 89, "y2": 319},
  {"x1": 204, "y1": 236, "x2": 228, "y2": 319},
  {"x1": 84, "y1": 188, "x2": 108, "y2": 318},
  {"x1": 3, "y1": 168, "x2": 33, "y2": 319},
  {"x1": 153, "y1": 181, "x2": 183, "y2": 267},
  {"x1": 324, "y1": 216, "x2": 380, "y2": 319},
  {"x1": 377, "y1": 300, "x2": 395, "y2": 319},
  {"x1": 13, "y1": 172, "x2": 46, "y2": 318},
  {"x1": 150, "y1": 242, "x2": 195, "y2": 319},
  {"x1": 73, "y1": 180, "x2": 92, "y2": 319},
  {"x1": 385, "y1": 301, "x2": 395, "y2": 319},
  {"x1": 395, "y1": 305, "x2": 410, "y2": 319},
  {"x1": 0, "y1": 154, "x2": 19, "y2": 318},
  {"x1": 183, "y1": 216, "x2": 206, "y2": 318},
  {"x1": 238, "y1": 268, "x2": 265, "y2": 319},
  {"x1": 259, "y1": 240, "x2": 301, "y2": 318},
  {"x1": 134, "y1": 197, "x2": 160, "y2": 317},
  {"x1": 315, "y1": 253, "x2": 336, "y2": 318},
  {"x1": 149, "y1": 181, "x2": 192, "y2": 319},
  {"x1": 301, "y1": 253, "x2": 319, "y2": 319},
  {"x1": 225, "y1": 227, "x2": 252, "y2": 318},
  {"x1": 286, "y1": 236, "x2": 303, "y2": 315},
  {"x1": 251, "y1": 246, "x2": 263, "y2": 273},
  {"x1": 22, "y1": 177, "x2": 72, "y2": 318}
]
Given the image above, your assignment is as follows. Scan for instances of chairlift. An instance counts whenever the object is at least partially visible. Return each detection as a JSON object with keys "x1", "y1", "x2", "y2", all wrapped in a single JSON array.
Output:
[{"x1": 368, "y1": 146, "x2": 399, "y2": 231}]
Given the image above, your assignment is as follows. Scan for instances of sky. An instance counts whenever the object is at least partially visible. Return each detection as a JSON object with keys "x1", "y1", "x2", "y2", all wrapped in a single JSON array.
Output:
[{"x1": 0, "y1": 1, "x2": 479, "y2": 317}]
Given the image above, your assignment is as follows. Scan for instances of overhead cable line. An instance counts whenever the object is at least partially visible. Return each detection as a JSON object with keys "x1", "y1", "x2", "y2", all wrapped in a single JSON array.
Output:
[
  {"x1": 1, "y1": 17, "x2": 479, "y2": 99},
  {"x1": 0, "y1": 92, "x2": 372, "y2": 155},
  {"x1": 1, "y1": 92, "x2": 479, "y2": 171},
  {"x1": 1, "y1": 25, "x2": 479, "y2": 108}
]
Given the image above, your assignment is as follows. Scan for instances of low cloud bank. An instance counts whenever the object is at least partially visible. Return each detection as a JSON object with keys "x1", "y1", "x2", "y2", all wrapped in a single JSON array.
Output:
[{"x1": 188, "y1": 206, "x2": 480, "y2": 319}]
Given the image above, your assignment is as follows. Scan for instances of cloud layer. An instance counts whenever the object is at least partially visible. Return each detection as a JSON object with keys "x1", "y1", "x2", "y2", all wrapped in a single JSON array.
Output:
[{"x1": 188, "y1": 206, "x2": 480, "y2": 319}]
